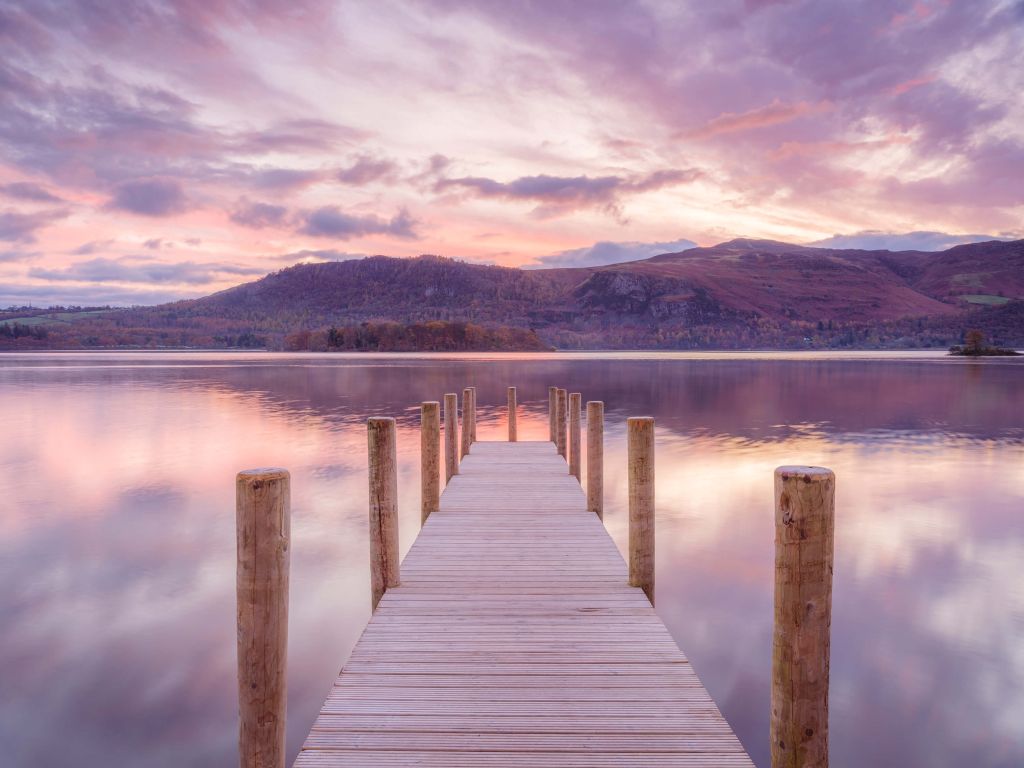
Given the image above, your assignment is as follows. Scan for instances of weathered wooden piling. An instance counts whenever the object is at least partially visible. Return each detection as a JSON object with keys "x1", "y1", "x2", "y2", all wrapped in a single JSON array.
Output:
[
  {"x1": 556, "y1": 388, "x2": 568, "y2": 459},
  {"x1": 460, "y1": 388, "x2": 472, "y2": 459},
  {"x1": 586, "y1": 400, "x2": 604, "y2": 518},
  {"x1": 771, "y1": 466, "x2": 835, "y2": 768},
  {"x1": 627, "y1": 417, "x2": 655, "y2": 604},
  {"x1": 569, "y1": 392, "x2": 582, "y2": 481},
  {"x1": 468, "y1": 386, "x2": 477, "y2": 444},
  {"x1": 420, "y1": 401, "x2": 440, "y2": 524},
  {"x1": 368, "y1": 417, "x2": 400, "y2": 612},
  {"x1": 236, "y1": 467, "x2": 290, "y2": 768},
  {"x1": 507, "y1": 386, "x2": 517, "y2": 442},
  {"x1": 548, "y1": 386, "x2": 557, "y2": 443},
  {"x1": 443, "y1": 392, "x2": 458, "y2": 483}
]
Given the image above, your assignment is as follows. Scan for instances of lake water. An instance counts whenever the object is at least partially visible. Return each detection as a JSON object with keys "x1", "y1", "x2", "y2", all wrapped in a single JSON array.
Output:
[{"x1": 1, "y1": 351, "x2": 1022, "y2": 767}]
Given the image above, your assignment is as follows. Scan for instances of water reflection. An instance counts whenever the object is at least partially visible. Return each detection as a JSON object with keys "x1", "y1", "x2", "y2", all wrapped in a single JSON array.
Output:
[{"x1": 1, "y1": 352, "x2": 1022, "y2": 767}]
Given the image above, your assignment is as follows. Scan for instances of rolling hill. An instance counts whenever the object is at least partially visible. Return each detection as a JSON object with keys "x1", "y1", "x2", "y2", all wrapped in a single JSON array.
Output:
[{"x1": 3, "y1": 238, "x2": 1023, "y2": 350}]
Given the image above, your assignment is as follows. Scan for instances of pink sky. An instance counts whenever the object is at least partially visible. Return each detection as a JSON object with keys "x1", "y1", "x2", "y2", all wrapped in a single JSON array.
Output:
[{"x1": 0, "y1": 0, "x2": 1021, "y2": 305}]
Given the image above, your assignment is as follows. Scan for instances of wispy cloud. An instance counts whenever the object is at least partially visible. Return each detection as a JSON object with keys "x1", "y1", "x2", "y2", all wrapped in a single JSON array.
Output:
[
  {"x1": 0, "y1": 208, "x2": 70, "y2": 242},
  {"x1": 106, "y1": 179, "x2": 188, "y2": 217},
  {"x1": 29, "y1": 257, "x2": 265, "y2": 285},
  {"x1": 532, "y1": 238, "x2": 698, "y2": 268},
  {"x1": 298, "y1": 206, "x2": 419, "y2": 240},
  {"x1": 435, "y1": 169, "x2": 702, "y2": 218},
  {"x1": 812, "y1": 230, "x2": 1013, "y2": 251}
]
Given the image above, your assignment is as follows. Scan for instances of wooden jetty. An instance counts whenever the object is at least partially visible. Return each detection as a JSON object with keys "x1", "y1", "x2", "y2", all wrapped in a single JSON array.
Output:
[{"x1": 236, "y1": 388, "x2": 835, "y2": 768}]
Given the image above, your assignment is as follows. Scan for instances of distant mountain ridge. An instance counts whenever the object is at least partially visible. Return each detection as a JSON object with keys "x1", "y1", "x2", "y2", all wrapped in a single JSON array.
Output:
[{"x1": 3, "y1": 238, "x2": 1023, "y2": 350}]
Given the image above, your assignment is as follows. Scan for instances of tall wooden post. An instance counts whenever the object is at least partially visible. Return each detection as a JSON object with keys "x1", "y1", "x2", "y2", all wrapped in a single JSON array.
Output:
[
  {"x1": 628, "y1": 417, "x2": 655, "y2": 604},
  {"x1": 771, "y1": 466, "x2": 835, "y2": 768},
  {"x1": 444, "y1": 392, "x2": 458, "y2": 483},
  {"x1": 548, "y1": 386, "x2": 558, "y2": 443},
  {"x1": 460, "y1": 388, "x2": 472, "y2": 459},
  {"x1": 507, "y1": 386, "x2": 517, "y2": 441},
  {"x1": 368, "y1": 417, "x2": 399, "y2": 612},
  {"x1": 420, "y1": 402, "x2": 440, "y2": 524},
  {"x1": 568, "y1": 392, "x2": 582, "y2": 481},
  {"x1": 586, "y1": 401, "x2": 604, "y2": 519},
  {"x1": 236, "y1": 468, "x2": 290, "y2": 768},
  {"x1": 556, "y1": 388, "x2": 568, "y2": 459},
  {"x1": 468, "y1": 386, "x2": 477, "y2": 444}
]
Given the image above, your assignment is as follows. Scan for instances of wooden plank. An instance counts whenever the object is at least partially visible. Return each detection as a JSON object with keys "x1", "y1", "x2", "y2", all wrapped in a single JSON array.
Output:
[{"x1": 293, "y1": 440, "x2": 753, "y2": 768}]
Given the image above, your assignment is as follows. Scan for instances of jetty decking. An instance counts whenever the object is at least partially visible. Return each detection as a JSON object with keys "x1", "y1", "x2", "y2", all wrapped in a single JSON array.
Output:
[{"x1": 292, "y1": 439, "x2": 754, "y2": 767}]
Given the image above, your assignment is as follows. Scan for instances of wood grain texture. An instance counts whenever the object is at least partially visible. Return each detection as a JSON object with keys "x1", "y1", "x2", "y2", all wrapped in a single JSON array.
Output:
[
  {"x1": 293, "y1": 440, "x2": 752, "y2": 768},
  {"x1": 556, "y1": 388, "x2": 567, "y2": 459},
  {"x1": 444, "y1": 393, "x2": 458, "y2": 483},
  {"x1": 420, "y1": 402, "x2": 440, "y2": 524},
  {"x1": 569, "y1": 392, "x2": 582, "y2": 481},
  {"x1": 469, "y1": 386, "x2": 477, "y2": 444},
  {"x1": 507, "y1": 387, "x2": 517, "y2": 442},
  {"x1": 368, "y1": 418, "x2": 400, "y2": 612},
  {"x1": 771, "y1": 466, "x2": 834, "y2": 768},
  {"x1": 236, "y1": 468, "x2": 290, "y2": 768},
  {"x1": 627, "y1": 417, "x2": 655, "y2": 605},
  {"x1": 548, "y1": 386, "x2": 557, "y2": 443},
  {"x1": 460, "y1": 388, "x2": 472, "y2": 460},
  {"x1": 587, "y1": 401, "x2": 604, "y2": 519}
]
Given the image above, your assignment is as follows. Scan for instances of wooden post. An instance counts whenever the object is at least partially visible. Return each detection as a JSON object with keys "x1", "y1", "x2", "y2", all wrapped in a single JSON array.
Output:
[
  {"x1": 507, "y1": 386, "x2": 517, "y2": 442},
  {"x1": 460, "y1": 388, "x2": 472, "y2": 459},
  {"x1": 236, "y1": 468, "x2": 290, "y2": 768},
  {"x1": 469, "y1": 386, "x2": 477, "y2": 444},
  {"x1": 444, "y1": 392, "x2": 458, "y2": 483},
  {"x1": 556, "y1": 388, "x2": 567, "y2": 459},
  {"x1": 628, "y1": 417, "x2": 655, "y2": 604},
  {"x1": 420, "y1": 402, "x2": 440, "y2": 524},
  {"x1": 586, "y1": 401, "x2": 604, "y2": 519},
  {"x1": 548, "y1": 386, "x2": 557, "y2": 443},
  {"x1": 368, "y1": 417, "x2": 400, "y2": 612},
  {"x1": 569, "y1": 392, "x2": 582, "y2": 481},
  {"x1": 771, "y1": 466, "x2": 835, "y2": 768}
]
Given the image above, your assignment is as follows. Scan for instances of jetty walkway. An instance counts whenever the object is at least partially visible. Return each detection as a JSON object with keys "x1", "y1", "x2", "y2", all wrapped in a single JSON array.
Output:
[
  {"x1": 234, "y1": 386, "x2": 835, "y2": 768},
  {"x1": 294, "y1": 439, "x2": 753, "y2": 767}
]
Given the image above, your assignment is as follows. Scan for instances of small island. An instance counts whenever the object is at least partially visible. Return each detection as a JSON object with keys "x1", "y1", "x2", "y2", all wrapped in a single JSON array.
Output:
[{"x1": 949, "y1": 329, "x2": 1020, "y2": 356}]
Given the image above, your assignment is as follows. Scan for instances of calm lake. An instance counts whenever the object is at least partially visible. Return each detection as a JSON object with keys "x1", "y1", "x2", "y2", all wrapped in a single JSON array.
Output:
[{"x1": 1, "y1": 351, "x2": 1022, "y2": 767}]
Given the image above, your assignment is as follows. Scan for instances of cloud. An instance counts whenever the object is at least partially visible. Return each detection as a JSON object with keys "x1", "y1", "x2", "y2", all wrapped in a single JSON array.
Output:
[
  {"x1": 0, "y1": 208, "x2": 69, "y2": 242},
  {"x1": 435, "y1": 168, "x2": 702, "y2": 217},
  {"x1": 336, "y1": 156, "x2": 399, "y2": 185},
  {"x1": 271, "y1": 248, "x2": 367, "y2": 263},
  {"x1": 29, "y1": 257, "x2": 265, "y2": 285},
  {"x1": 249, "y1": 167, "x2": 326, "y2": 190},
  {"x1": 532, "y1": 238, "x2": 699, "y2": 268},
  {"x1": 73, "y1": 239, "x2": 115, "y2": 255},
  {"x1": 811, "y1": 231, "x2": 1014, "y2": 252},
  {"x1": 229, "y1": 199, "x2": 289, "y2": 229},
  {"x1": 0, "y1": 182, "x2": 63, "y2": 203},
  {"x1": 686, "y1": 100, "x2": 830, "y2": 140},
  {"x1": 0, "y1": 249, "x2": 42, "y2": 263},
  {"x1": 298, "y1": 206, "x2": 418, "y2": 239},
  {"x1": 106, "y1": 179, "x2": 188, "y2": 217},
  {"x1": 0, "y1": 283, "x2": 208, "y2": 308}
]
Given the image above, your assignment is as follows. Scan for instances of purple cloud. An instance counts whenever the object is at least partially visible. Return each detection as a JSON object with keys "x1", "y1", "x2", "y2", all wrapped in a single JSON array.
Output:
[
  {"x1": 435, "y1": 169, "x2": 702, "y2": 217},
  {"x1": 0, "y1": 208, "x2": 69, "y2": 242},
  {"x1": 298, "y1": 206, "x2": 418, "y2": 240},
  {"x1": 107, "y1": 179, "x2": 188, "y2": 217},
  {"x1": 29, "y1": 257, "x2": 265, "y2": 285},
  {"x1": 337, "y1": 156, "x2": 399, "y2": 185},
  {"x1": 229, "y1": 199, "x2": 289, "y2": 229},
  {"x1": 812, "y1": 231, "x2": 1012, "y2": 252},
  {"x1": 533, "y1": 238, "x2": 699, "y2": 268},
  {"x1": 0, "y1": 181, "x2": 63, "y2": 203}
]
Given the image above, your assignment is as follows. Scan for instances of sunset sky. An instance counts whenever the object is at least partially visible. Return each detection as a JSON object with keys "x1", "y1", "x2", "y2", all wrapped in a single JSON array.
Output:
[{"x1": 1, "y1": 0, "x2": 1022, "y2": 305}]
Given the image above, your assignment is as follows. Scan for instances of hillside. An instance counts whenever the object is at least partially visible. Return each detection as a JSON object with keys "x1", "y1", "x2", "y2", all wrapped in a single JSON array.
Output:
[{"x1": 2, "y1": 239, "x2": 1023, "y2": 350}]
